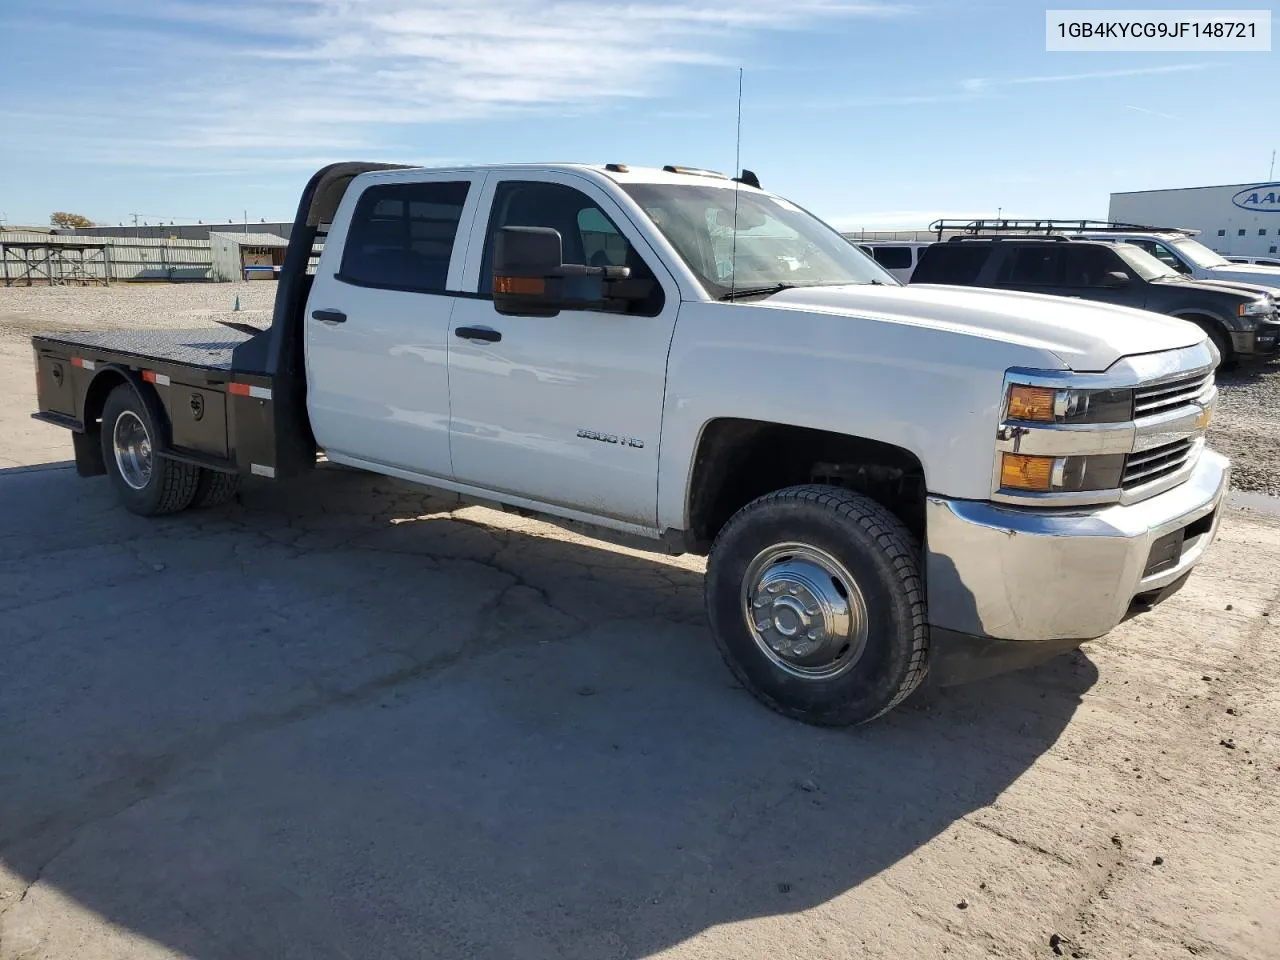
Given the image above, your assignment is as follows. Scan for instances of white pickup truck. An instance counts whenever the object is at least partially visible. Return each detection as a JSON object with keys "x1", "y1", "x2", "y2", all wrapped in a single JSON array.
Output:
[
  {"x1": 1080, "y1": 227, "x2": 1280, "y2": 290},
  {"x1": 30, "y1": 161, "x2": 1229, "y2": 726}
]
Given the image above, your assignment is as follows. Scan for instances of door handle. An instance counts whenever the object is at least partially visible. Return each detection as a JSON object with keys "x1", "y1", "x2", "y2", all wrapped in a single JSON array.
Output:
[
  {"x1": 312, "y1": 309, "x2": 347, "y2": 324},
  {"x1": 454, "y1": 326, "x2": 502, "y2": 343}
]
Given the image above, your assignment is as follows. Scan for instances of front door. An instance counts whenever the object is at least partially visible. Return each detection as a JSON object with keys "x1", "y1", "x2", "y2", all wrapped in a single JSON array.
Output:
[
  {"x1": 446, "y1": 174, "x2": 679, "y2": 527},
  {"x1": 305, "y1": 171, "x2": 484, "y2": 478},
  {"x1": 997, "y1": 245, "x2": 1145, "y2": 309}
]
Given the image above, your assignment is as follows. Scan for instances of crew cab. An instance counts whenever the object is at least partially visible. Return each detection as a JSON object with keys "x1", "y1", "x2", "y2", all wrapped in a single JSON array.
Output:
[
  {"x1": 30, "y1": 162, "x2": 1229, "y2": 726},
  {"x1": 911, "y1": 236, "x2": 1280, "y2": 364}
]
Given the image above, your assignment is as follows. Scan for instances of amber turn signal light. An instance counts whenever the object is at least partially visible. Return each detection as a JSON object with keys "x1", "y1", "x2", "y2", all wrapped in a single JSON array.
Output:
[
  {"x1": 494, "y1": 276, "x2": 545, "y2": 296},
  {"x1": 1000, "y1": 453, "x2": 1057, "y2": 492},
  {"x1": 1006, "y1": 385, "x2": 1057, "y2": 422}
]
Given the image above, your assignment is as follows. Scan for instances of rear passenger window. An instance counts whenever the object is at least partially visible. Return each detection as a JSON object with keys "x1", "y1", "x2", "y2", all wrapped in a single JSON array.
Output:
[
  {"x1": 1007, "y1": 248, "x2": 1064, "y2": 285},
  {"x1": 340, "y1": 181, "x2": 470, "y2": 293},
  {"x1": 911, "y1": 245, "x2": 991, "y2": 284},
  {"x1": 871, "y1": 246, "x2": 913, "y2": 270}
]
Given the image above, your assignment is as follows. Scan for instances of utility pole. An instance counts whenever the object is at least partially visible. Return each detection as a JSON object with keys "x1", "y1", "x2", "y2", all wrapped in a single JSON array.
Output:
[
  {"x1": 244, "y1": 209, "x2": 248, "y2": 236},
  {"x1": 1270, "y1": 150, "x2": 1275, "y2": 181},
  {"x1": 131, "y1": 213, "x2": 140, "y2": 229}
]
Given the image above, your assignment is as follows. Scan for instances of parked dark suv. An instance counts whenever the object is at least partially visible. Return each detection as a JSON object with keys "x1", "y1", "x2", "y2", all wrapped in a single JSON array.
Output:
[{"x1": 910, "y1": 237, "x2": 1280, "y2": 364}]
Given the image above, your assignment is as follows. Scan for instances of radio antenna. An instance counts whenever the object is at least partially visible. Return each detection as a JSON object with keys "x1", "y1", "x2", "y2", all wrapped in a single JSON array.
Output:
[{"x1": 729, "y1": 67, "x2": 743, "y2": 301}]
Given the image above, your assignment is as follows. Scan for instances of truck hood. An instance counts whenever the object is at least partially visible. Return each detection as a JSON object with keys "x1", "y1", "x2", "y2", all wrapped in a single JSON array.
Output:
[
  {"x1": 758, "y1": 283, "x2": 1205, "y2": 371},
  {"x1": 1203, "y1": 263, "x2": 1280, "y2": 293},
  {"x1": 1168, "y1": 275, "x2": 1278, "y2": 299}
]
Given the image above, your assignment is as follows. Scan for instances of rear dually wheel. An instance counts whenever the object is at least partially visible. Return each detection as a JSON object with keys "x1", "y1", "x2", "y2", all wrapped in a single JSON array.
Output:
[{"x1": 100, "y1": 383, "x2": 200, "y2": 516}]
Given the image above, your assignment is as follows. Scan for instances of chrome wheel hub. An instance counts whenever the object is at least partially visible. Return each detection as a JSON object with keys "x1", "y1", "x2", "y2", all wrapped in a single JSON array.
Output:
[
  {"x1": 741, "y1": 543, "x2": 869, "y2": 680},
  {"x1": 112, "y1": 410, "x2": 153, "y2": 491}
]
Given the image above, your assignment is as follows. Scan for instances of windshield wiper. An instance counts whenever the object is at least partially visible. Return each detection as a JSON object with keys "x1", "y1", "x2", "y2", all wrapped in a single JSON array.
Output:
[
  {"x1": 716, "y1": 280, "x2": 876, "y2": 301},
  {"x1": 717, "y1": 282, "x2": 799, "y2": 301}
]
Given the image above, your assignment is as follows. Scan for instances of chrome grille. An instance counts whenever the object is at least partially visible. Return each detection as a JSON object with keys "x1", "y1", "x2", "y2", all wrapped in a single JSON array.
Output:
[
  {"x1": 1133, "y1": 372, "x2": 1213, "y2": 418},
  {"x1": 1122, "y1": 439, "x2": 1195, "y2": 489}
]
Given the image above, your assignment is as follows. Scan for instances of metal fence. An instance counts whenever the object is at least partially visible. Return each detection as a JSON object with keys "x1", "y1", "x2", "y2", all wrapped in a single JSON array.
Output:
[
  {"x1": 0, "y1": 232, "x2": 332, "y2": 284},
  {"x1": 1, "y1": 233, "x2": 213, "y2": 283}
]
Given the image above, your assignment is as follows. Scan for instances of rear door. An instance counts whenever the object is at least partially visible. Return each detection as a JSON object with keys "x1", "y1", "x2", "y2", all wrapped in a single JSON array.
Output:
[
  {"x1": 445, "y1": 172, "x2": 679, "y2": 526},
  {"x1": 305, "y1": 171, "x2": 485, "y2": 478}
]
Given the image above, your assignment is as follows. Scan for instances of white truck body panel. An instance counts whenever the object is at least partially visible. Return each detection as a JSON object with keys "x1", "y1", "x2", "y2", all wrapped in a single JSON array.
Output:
[
  {"x1": 305, "y1": 169, "x2": 488, "y2": 478},
  {"x1": 302, "y1": 164, "x2": 1214, "y2": 534},
  {"x1": 293, "y1": 161, "x2": 1225, "y2": 650},
  {"x1": 653, "y1": 285, "x2": 1203, "y2": 528},
  {"x1": 447, "y1": 168, "x2": 681, "y2": 525}
]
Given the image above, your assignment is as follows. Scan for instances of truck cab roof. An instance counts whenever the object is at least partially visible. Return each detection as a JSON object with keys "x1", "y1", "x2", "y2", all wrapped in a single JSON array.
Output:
[{"x1": 353, "y1": 162, "x2": 761, "y2": 188}]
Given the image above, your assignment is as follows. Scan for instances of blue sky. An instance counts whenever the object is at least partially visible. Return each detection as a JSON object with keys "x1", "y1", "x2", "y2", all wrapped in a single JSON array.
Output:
[{"x1": 0, "y1": 0, "x2": 1275, "y2": 229}]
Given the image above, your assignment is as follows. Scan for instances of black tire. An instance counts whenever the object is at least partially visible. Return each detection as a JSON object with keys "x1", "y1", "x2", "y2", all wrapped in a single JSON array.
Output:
[
  {"x1": 100, "y1": 383, "x2": 200, "y2": 516},
  {"x1": 705, "y1": 484, "x2": 929, "y2": 727},
  {"x1": 193, "y1": 469, "x2": 240, "y2": 508}
]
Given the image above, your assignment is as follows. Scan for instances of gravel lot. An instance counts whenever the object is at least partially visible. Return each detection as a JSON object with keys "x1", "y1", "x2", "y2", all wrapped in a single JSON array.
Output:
[
  {"x1": 1211, "y1": 363, "x2": 1280, "y2": 496},
  {"x1": 2, "y1": 282, "x2": 1277, "y2": 495}
]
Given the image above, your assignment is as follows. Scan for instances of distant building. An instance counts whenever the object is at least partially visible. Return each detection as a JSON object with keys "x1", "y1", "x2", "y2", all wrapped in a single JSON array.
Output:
[
  {"x1": 1109, "y1": 182, "x2": 1280, "y2": 257},
  {"x1": 52, "y1": 222, "x2": 294, "y2": 242},
  {"x1": 209, "y1": 232, "x2": 289, "y2": 282}
]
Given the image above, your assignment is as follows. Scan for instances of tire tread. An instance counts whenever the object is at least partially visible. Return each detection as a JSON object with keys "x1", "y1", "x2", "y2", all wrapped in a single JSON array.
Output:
[
  {"x1": 706, "y1": 484, "x2": 929, "y2": 725},
  {"x1": 193, "y1": 469, "x2": 240, "y2": 508}
]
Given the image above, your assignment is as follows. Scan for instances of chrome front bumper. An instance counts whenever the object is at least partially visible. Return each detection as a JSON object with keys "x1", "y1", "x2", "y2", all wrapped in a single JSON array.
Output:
[{"x1": 926, "y1": 449, "x2": 1229, "y2": 642}]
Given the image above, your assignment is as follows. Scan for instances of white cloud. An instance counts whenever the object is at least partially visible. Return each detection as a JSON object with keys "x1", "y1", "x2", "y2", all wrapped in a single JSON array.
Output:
[
  {"x1": 962, "y1": 62, "x2": 1210, "y2": 91},
  {"x1": 1124, "y1": 104, "x2": 1181, "y2": 121},
  {"x1": 6, "y1": 0, "x2": 911, "y2": 171}
]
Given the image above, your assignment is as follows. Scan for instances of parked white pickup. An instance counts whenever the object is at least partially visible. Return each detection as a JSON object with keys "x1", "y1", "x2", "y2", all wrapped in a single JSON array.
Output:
[{"x1": 34, "y1": 162, "x2": 1230, "y2": 725}]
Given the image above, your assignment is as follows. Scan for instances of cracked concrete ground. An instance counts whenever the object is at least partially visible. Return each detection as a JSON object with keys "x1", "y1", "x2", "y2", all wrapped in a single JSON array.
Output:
[{"x1": 2, "y1": 288, "x2": 1280, "y2": 959}]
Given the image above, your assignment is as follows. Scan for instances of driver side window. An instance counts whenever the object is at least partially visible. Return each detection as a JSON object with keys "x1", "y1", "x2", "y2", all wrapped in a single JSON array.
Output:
[
  {"x1": 1154, "y1": 243, "x2": 1192, "y2": 274},
  {"x1": 1129, "y1": 239, "x2": 1189, "y2": 274},
  {"x1": 479, "y1": 180, "x2": 663, "y2": 316}
]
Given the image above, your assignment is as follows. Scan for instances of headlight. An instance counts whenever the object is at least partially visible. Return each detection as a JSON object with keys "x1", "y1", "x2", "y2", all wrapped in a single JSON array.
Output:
[
  {"x1": 1000, "y1": 453, "x2": 1127, "y2": 493},
  {"x1": 1239, "y1": 299, "x2": 1273, "y2": 317},
  {"x1": 1006, "y1": 384, "x2": 1133, "y2": 424}
]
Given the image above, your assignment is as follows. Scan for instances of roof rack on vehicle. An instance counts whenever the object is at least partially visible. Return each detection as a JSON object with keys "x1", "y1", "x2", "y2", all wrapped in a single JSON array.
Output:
[
  {"x1": 944, "y1": 234, "x2": 1071, "y2": 243},
  {"x1": 928, "y1": 218, "x2": 1196, "y2": 239}
]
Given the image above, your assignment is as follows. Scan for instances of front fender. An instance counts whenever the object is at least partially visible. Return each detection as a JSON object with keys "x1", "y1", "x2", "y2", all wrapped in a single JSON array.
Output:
[{"x1": 656, "y1": 302, "x2": 1067, "y2": 531}]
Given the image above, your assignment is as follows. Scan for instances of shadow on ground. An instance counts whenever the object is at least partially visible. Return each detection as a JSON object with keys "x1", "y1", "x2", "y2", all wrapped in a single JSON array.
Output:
[{"x1": 0, "y1": 465, "x2": 1097, "y2": 959}]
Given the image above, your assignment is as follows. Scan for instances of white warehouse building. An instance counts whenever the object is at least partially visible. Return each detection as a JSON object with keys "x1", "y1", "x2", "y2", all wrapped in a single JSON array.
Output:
[{"x1": 1109, "y1": 181, "x2": 1280, "y2": 258}]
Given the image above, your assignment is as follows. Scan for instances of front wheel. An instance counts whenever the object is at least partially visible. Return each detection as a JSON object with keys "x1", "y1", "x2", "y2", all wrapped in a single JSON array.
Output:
[
  {"x1": 704, "y1": 485, "x2": 929, "y2": 726},
  {"x1": 100, "y1": 383, "x2": 200, "y2": 516}
]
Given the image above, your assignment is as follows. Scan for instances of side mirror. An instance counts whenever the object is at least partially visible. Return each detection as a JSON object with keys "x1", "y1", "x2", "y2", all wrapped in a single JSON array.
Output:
[
  {"x1": 492, "y1": 226, "x2": 644, "y2": 317},
  {"x1": 1100, "y1": 271, "x2": 1130, "y2": 289},
  {"x1": 494, "y1": 225, "x2": 562, "y2": 276}
]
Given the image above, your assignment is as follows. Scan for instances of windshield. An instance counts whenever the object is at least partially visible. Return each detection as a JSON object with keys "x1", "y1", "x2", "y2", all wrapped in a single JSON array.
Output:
[
  {"x1": 1113, "y1": 243, "x2": 1180, "y2": 281},
  {"x1": 1170, "y1": 237, "x2": 1230, "y2": 269},
  {"x1": 620, "y1": 183, "x2": 896, "y2": 297}
]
